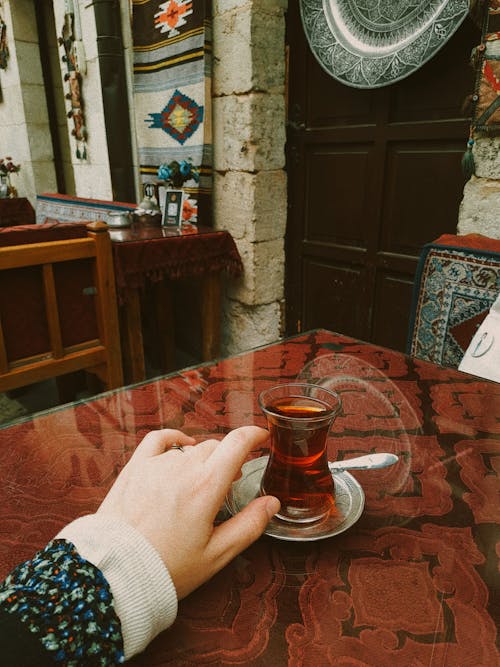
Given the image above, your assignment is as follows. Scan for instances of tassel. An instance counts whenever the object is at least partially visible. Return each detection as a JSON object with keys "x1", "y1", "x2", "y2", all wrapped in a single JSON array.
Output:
[{"x1": 462, "y1": 136, "x2": 476, "y2": 179}]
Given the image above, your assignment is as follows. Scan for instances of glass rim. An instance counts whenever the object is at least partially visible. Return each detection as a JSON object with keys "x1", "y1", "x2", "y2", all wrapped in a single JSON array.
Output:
[{"x1": 258, "y1": 382, "x2": 341, "y2": 420}]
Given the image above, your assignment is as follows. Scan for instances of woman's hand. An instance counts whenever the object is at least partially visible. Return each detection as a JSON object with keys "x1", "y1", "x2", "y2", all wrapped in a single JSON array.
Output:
[{"x1": 97, "y1": 426, "x2": 279, "y2": 599}]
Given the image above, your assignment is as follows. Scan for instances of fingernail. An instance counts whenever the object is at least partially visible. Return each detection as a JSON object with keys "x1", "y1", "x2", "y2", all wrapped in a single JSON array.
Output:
[{"x1": 265, "y1": 497, "x2": 280, "y2": 520}]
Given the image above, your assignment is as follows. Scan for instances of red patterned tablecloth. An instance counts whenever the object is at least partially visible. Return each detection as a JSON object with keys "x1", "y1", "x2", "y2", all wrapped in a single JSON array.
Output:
[
  {"x1": 0, "y1": 330, "x2": 498, "y2": 665},
  {"x1": 109, "y1": 225, "x2": 243, "y2": 302}
]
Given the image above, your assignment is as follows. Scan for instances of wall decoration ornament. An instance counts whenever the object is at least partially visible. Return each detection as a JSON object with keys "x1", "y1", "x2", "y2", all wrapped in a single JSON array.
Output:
[
  {"x1": 154, "y1": 0, "x2": 193, "y2": 37},
  {"x1": 299, "y1": 0, "x2": 469, "y2": 89},
  {"x1": 147, "y1": 89, "x2": 203, "y2": 144},
  {"x1": 462, "y1": 0, "x2": 500, "y2": 178},
  {"x1": 0, "y1": 10, "x2": 9, "y2": 70},
  {"x1": 58, "y1": 1, "x2": 88, "y2": 160}
]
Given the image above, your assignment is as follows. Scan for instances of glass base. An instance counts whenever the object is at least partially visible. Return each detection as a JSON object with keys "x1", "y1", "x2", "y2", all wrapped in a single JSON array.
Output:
[
  {"x1": 226, "y1": 456, "x2": 365, "y2": 542},
  {"x1": 260, "y1": 484, "x2": 334, "y2": 524}
]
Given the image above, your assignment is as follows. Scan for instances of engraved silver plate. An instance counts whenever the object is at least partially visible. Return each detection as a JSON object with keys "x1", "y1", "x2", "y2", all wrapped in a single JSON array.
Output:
[
  {"x1": 225, "y1": 455, "x2": 365, "y2": 542},
  {"x1": 300, "y1": 0, "x2": 469, "y2": 88}
]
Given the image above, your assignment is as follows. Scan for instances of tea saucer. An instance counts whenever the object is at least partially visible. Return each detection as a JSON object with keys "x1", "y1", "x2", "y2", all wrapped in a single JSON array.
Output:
[{"x1": 225, "y1": 456, "x2": 365, "y2": 542}]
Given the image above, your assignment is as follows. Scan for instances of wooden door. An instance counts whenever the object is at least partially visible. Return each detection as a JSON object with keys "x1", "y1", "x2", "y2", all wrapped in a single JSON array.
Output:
[{"x1": 285, "y1": 5, "x2": 479, "y2": 352}]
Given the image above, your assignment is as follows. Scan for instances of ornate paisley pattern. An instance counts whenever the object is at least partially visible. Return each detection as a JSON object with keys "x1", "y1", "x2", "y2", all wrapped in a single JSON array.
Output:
[{"x1": 300, "y1": 0, "x2": 469, "y2": 88}]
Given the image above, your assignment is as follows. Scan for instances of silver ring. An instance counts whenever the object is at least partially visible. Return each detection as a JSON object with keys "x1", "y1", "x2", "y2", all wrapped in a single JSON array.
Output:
[{"x1": 170, "y1": 444, "x2": 185, "y2": 452}]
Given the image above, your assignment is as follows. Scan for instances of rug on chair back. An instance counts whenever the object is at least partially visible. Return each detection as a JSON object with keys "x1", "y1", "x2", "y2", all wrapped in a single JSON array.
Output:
[{"x1": 408, "y1": 234, "x2": 500, "y2": 368}]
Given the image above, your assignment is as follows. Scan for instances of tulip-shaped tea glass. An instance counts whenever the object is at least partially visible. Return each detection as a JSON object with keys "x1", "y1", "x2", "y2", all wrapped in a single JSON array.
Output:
[{"x1": 259, "y1": 383, "x2": 342, "y2": 524}]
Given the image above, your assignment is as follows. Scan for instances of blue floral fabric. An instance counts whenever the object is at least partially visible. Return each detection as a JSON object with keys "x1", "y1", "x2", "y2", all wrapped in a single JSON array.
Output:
[{"x1": 0, "y1": 539, "x2": 124, "y2": 665}]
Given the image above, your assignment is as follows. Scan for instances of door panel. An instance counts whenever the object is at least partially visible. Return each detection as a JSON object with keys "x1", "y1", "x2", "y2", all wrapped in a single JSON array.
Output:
[
  {"x1": 286, "y1": 5, "x2": 479, "y2": 351},
  {"x1": 381, "y1": 140, "x2": 468, "y2": 254},
  {"x1": 306, "y1": 146, "x2": 372, "y2": 247},
  {"x1": 371, "y1": 272, "x2": 417, "y2": 351},
  {"x1": 302, "y1": 259, "x2": 368, "y2": 338}
]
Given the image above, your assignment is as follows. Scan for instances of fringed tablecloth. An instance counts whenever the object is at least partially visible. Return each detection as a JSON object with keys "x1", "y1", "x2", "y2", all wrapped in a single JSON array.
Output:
[{"x1": 110, "y1": 226, "x2": 243, "y2": 303}]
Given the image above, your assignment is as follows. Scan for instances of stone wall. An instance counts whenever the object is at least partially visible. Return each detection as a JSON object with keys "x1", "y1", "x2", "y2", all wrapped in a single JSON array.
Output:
[
  {"x1": 212, "y1": 0, "x2": 288, "y2": 355},
  {"x1": 51, "y1": 0, "x2": 113, "y2": 200},
  {"x1": 0, "y1": 0, "x2": 117, "y2": 204},
  {"x1": 0, "y1": 0, "x2": 57, "y2": 199},
  {"x1": 458, "y1": 138, "x2": 500, "y2": 239}
]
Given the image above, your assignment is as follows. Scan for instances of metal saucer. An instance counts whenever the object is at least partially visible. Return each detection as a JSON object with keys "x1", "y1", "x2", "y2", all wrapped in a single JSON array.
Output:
[{"x1": 225, "y1": 456, "x2": 365, "y2": 542}]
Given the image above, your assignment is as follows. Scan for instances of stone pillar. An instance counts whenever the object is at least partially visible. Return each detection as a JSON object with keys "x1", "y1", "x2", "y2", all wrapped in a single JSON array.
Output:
[
  {"x1": 212, "y1": 0, "x2": 288, "y2": 355},
  {"x1": 458, "y1": 138, "x2": 500, "y2": 239},
  {"x1": 0, "y1": 0, "x2": 57, "y2": 203}
]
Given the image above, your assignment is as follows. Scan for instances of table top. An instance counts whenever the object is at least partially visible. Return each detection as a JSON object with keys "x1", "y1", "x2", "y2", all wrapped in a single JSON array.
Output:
[{"x1": 0, "y1": 330, "x2": 498, "y2": 665}]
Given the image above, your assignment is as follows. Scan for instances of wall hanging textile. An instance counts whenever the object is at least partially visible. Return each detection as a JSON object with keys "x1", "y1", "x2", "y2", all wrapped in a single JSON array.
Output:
[
  {"x1": 132, "y1": 0, "x2": 212, "y2": 225},
  {"x1": 299, "y1": 0, "x2": 469, "y2": 89},
  {"x1": 462, "y1": 0, "x2": 500, "y2": 178}
]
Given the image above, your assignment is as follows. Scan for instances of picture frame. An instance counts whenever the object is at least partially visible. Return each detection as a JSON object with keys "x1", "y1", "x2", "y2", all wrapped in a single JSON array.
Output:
[{"x1": 162, "y1": 189, "x2": 184, "y2": 227}]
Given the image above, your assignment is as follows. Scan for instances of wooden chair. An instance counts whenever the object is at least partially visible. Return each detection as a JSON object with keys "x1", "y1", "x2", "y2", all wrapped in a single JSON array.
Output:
[{"x1": 0, "y1": 221, "x2": 123, "y2": 393}]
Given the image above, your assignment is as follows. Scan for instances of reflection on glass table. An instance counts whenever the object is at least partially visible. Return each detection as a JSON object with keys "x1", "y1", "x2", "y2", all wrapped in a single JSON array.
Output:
[{"x1": 0, "y1": 330, "x2": 498, "y2": 666}]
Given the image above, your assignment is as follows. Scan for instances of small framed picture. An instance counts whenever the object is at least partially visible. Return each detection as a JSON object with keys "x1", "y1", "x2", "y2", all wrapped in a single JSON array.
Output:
[{"x1": 162, "y1": 189, "x2": 183, "y2": 227}]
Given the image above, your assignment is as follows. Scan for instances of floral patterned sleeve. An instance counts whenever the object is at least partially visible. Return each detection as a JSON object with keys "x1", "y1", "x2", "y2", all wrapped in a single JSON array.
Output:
[{"x1": 0, "y1": 539, "x2": 124, "y2": 666}]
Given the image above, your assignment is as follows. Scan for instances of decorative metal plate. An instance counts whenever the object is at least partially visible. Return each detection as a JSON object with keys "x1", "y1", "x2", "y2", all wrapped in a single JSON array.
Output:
[
  {"x1": 300, "y1": 0, "x2": 469, "y2": 88},
  {"x1": 225, "y1": 456, "x2": 365, "y2": 542}
]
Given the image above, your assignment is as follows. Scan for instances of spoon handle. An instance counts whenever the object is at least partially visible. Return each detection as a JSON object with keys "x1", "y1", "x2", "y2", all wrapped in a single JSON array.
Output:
[{"x1": 329, "y1": 453, "x2": 398, "y2": 472}]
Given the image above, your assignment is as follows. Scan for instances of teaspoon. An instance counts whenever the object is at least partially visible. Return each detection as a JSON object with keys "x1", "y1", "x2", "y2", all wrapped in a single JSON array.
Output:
[{"x1": 329, "y1": 452, "x2": 398, "y2": 472}]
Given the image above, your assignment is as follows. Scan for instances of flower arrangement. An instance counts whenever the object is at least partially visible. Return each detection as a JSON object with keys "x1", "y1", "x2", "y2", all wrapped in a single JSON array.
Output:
[
  {"x1": 157, "y1": 159, "x2": 199, "y2": 188},
  {"x1": 0, "y1": 157, "x2": 20, "y2": 175}
]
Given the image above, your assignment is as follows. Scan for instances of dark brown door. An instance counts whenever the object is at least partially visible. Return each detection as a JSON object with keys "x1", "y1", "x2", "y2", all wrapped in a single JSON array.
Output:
[{"x1": 285, "y1": 5, "x2": 479, "y2": 352}]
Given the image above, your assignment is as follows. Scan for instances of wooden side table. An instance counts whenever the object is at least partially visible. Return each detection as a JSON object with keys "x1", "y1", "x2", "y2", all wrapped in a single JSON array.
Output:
[{"x1": 110, "y1": 225, "x2": 243, "y2": 383}]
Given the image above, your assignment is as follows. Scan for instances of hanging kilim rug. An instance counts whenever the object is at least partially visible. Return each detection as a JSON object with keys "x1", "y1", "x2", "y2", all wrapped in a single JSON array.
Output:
[
  {"x1": 407, "y1": 238, "x2": 500, "y2": 368},
  {"x1": 300, "y1": 0, "x2": 470, "y2": 89},
  {"x1": 132, "y1": 0, "x2": 212, "y2": 223}
]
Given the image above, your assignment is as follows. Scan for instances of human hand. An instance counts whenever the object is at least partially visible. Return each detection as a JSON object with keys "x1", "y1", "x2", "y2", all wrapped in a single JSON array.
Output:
[{"x1": 97, "y1": 426, "x2": 279, "y2": 599}]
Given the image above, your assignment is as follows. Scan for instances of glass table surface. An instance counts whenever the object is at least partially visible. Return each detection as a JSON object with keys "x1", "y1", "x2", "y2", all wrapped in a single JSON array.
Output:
[{"x1": 0, "y1": 330, "x2": 498, "y2": 665}]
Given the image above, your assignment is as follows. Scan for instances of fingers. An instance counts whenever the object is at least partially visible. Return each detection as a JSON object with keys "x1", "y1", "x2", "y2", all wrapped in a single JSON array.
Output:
[
  {"x1": 132, "y1": 429, "x2": 196, "y2": 460},
  {"x1": 207, "y1": 495, "x2": 280, "y2": 568},
  {"x1": 207, "y1": 426, "x2": 270, "y2": 488}
]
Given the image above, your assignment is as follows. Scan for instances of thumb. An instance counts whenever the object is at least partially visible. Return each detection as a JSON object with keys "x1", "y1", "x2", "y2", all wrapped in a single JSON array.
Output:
[{"x1": 209, "y1": 496, "x2": 280, "y2": 566}]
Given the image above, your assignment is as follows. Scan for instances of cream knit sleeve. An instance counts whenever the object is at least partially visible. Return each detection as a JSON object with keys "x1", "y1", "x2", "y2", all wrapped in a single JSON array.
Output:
[{"x1": 57, "y1": 514, "x2": 178, "y2": 660}]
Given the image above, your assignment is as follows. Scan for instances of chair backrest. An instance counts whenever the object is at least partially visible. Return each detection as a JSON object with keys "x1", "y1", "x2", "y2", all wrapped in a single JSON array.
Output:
[{"x1": 0, "y1": 220, "x2": 123, "y2": 393}]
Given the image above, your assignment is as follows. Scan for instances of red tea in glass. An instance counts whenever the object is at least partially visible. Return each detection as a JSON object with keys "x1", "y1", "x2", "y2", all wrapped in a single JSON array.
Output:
[{"x1": 259, "y1": 383, "x2": 341, "y2": 524}]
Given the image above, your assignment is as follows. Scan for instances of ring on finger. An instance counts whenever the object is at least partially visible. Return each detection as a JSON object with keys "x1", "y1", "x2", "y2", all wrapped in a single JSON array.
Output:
[{"x1": 170, "y1": 444, "x2": 185, "y2": 453}]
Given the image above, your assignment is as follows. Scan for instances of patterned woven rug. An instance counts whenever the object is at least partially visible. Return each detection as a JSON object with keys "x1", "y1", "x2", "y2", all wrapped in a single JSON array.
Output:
[
  {"x1": 132, "y1": 0, "x2": 212, "y2": 222},
  {"x1": 408, "y1": 237, "x2": 500, "y2": 368}
]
